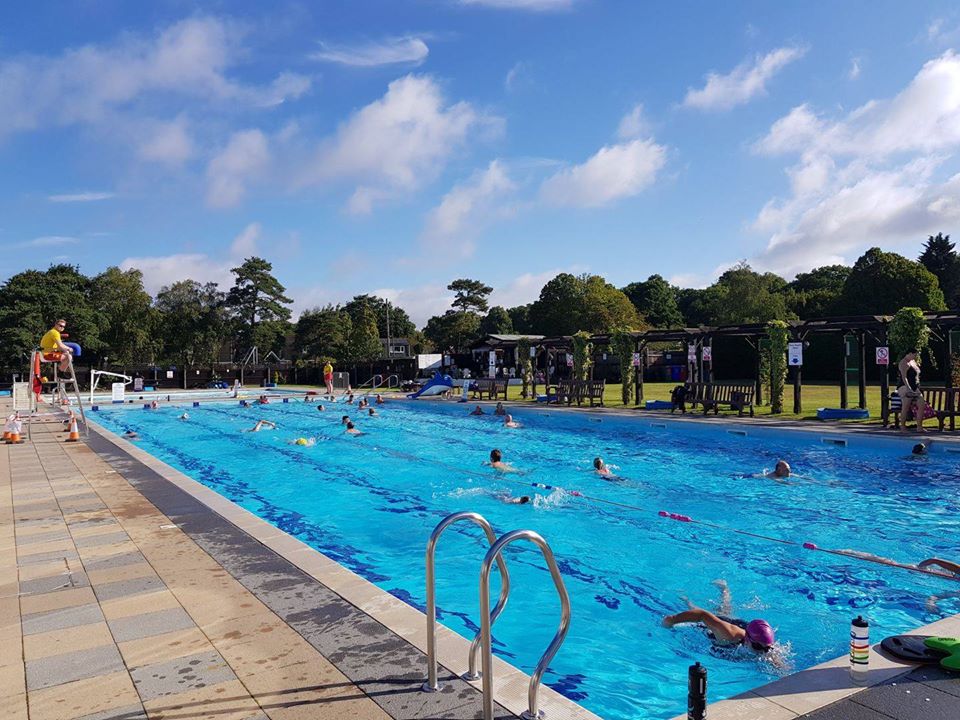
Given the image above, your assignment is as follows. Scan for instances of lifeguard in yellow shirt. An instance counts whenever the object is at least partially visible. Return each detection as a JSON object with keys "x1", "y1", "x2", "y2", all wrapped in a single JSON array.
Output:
[
  {"x1": 323, "y1": 361, "x2": 334, "y2": 397},
  {"x1": 40, "y1": 318, "x2": 81, "y2": 373}
]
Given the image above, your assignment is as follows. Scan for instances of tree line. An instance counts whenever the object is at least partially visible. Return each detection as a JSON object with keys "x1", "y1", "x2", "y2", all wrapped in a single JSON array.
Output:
[{"x1": 0, "y1": 234, "x2": 956, "y2": 372}]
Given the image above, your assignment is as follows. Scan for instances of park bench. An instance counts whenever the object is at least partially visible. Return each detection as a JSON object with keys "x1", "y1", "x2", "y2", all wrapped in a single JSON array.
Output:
[
  {"x1": 472, "y1": 378, "x2": 509, "y2": 401},
  {"x1": 578, "y1": 379, "x2": 605, "y2": 407},
  {"x1": 548, "y1": 379, "x2": 577, "y2": 405},
  {"x1": 673, "y1": 382, "x2": 708, "y2": 413},
  {"x1": 886, "y1": 387, "x2": 959, "y2": 431},
  {"x1": 701, "y1": 382, "x2": 756, "y2": 417}
]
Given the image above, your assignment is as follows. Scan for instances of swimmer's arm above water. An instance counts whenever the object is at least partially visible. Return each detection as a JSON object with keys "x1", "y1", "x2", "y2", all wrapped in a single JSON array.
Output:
[
  {"x1": 919, "y1": 558, "x2": 960, "y2": 574},
  {"x1": 662, "y1": 608, "x2": 743, "y2": 643}
]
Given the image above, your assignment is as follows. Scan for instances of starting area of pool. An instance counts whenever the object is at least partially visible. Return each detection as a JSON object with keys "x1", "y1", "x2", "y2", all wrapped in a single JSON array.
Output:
[{"x1": 88, "y1": 398, "x2": 960, "y2": 720}]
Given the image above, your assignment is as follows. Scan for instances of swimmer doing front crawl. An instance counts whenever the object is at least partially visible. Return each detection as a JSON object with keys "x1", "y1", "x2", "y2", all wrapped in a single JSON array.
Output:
[
  {"x1": 663, "y1": 580, "x2": 786, "y2": 669},
  {"x1": 246, "y1": 420, "x2": 276, "y2": 433}
]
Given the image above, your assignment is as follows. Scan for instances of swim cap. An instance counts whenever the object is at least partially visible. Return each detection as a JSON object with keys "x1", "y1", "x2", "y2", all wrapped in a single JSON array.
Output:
[
  {"x1": 745, "y1": 619, "x2": 775, "y2": 649},
  {"x1": 295, "y1": 438, "x2": 307, "y2": 446}
]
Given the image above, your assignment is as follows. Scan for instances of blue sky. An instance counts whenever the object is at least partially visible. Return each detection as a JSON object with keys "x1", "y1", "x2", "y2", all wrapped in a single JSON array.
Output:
[{"x1": 3, "y1": 0, "x2": 960, "y2": 325}]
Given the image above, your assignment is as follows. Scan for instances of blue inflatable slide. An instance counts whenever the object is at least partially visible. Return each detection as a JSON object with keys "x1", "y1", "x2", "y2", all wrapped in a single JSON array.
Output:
[{"x1": 407, "y1": 370, "x2": 455, "y2": 399}]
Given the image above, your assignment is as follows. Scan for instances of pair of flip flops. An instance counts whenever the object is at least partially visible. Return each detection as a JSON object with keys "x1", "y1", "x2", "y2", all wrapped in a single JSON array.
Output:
[{"x1": 881, "y1": 635, "x2": 960, "y2": 671}]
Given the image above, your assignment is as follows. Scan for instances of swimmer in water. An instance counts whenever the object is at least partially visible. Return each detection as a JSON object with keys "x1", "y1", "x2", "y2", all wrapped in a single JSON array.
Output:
[
  {"x1": 345, "y1": 421, "x2": 363, "y2": 436},
  {"x1": 497, "y1": 493, "x2": 530, "y2": 505},
  {"x1": 486, "y1": 448, "x2": 518, "y2": 473},
  {"x1": 246, "y1": 420, "x2": 276, "y2": 433},
  {"x1": 258, "y1": 395, "x2": 270, "y2": 404},
  {"x1": 503, "y1": 414, "x2": 520, "y2": 428},
  {"x1": 317, "y1": 404, "x2": 325, "y2": 412},
  {"x1": 346, "y1": 393, "x2": 355, "y2": 404},
  {"x1": 765, "y1": 460, "x2": 791, "y2": 481},
  {"x1": 494, "y1": 402, "x2": 507, "y2": 416},
  {"x1": 375, "y1": 394, "x2": 384, "y2": 404},
  {"x1": 123, "y1": 430, "x2": 140, "y2": 440},
  {"x1": 240, "y1": 400, "x2": 250, "y2": 408},
  {"x1": 341, "y1": 415, "x2": 350, "y2": 425},
  {"x1": 911, "y1": 442, "x2": 932, "y2": 456},
  {"x1": 470, "y1": 405, "x2": 485, "y2": 416},
  {"x1": 663, "y1": 580, "x2": 785, "y2": 668},
  {"x1": 368, "y1": 407, "x2": 378, "y2": 416},
  {"x1": 290, "y1": 437, "x2": 316, "y2": 447},
  {"x1": 150, "y1": 400, "x2": 159, "y2": 410},
  {"x1": 179, "y1": 412, "x2": 190, "y2": 421},
  {"x1": 593, "y1": 457, "x2": 612, "y2": 476}
]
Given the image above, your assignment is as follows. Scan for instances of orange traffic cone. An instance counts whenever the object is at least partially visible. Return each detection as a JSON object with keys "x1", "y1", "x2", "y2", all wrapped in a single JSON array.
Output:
[
  {"x1": 7, "y1": 432, "x2": 21, "y2": 444},
  {"x1": 65, "y1": 416, "x2": 80, "y2": 442}
]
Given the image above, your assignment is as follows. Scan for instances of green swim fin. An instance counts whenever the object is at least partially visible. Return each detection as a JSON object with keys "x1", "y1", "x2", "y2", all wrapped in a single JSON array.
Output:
[{"x1": 923, "y1": 637, "x2": 960, "y2": 672}]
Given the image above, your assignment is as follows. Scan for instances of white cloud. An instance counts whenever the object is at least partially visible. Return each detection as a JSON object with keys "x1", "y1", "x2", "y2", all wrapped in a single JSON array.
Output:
[
  {"x1": 206, "y1": 129, "x2": 270, "y2": 208},
  {"x1": 489, "y1": 266, "x2": 585, "y2": 308},
  {"x1": 504, "y1": 62, "x2": 528, "y2": 92},
  {"x1": 683, "y1": 46, "x2": 806, "y2": 111},
  {"x1": 311, "y1": 36, "x2": 429, "y2": 67},
  {"x1": 459, "y1": 0, "x2": 574, "y2": 10},
  {"x1": 48, "y1": 192, "x2": 114, "y2": 202},
  {"x1": 747, "y1": 51, "x2": 960, "y2": 275},
  {"x1": 229, "y1": 222, "x2": 261, "y2": 257},
  {"x1": 617, "y1": 104, "x2": 650, "y2": 140},
  {"x1": 0, "y1": 16, "x2": 307, "y2": 139},
  {"x1": 138, "y1": 115, "x2": 193, "y2": 165},
  {"x1": 421, "y1": 160, "x2": 515, "y2": 259},
  {"x1": 540, "y1": 138, "x2": 667, "y2": 208},
  {"x1": 258, "y1": 72, "x2": 312, "y2": 107},
  {"x1": 848, "y1": 57, "x2": 862, "y2": 80},
  {"x1": 367, "y1": 284, "x2": 453, "y2": 327},
  {"x1": 303, "y1": 74, "x2": 493, "y2": 213}
]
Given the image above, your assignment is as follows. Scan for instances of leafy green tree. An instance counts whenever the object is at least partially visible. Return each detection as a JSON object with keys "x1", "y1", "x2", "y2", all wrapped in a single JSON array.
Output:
[
  {"x1": 581, "y1": 276, "x2": 641, "y2": 333},
  {"x1": 225, "y1": 257, "x2": 293, "y2": 354},
  {"x1": 90, "y1": 267, "x2": 155, "y2": 365},
  {"x1": 787, "y1": 265, "x2": 851, "y2": 318},
  {"x1": 529, "y1": 273, "x2": 639, "y2": 335},
  {"x1": 343, "y1": 295, "x2": 415, "y2": 338},
  {"x1": 839, "y1": 248, "x2": 946, "y2": 315},
  {"x1": 766, "y1": 320, "x2": 790, "y2": 414},
  {"x1": 0, "y1": 264, "x2": 100, "y2": 370},
  {"x1": 478, "y1": 306, "x2": 514, "y2": 336},
  {"x1": 341, "y1": 301, "x2": 383, "y2": 364},
  {"x1": 423, "y1": 311, "x2": 481, "y2": 353},
  {"x1": 507, "y1": 304, "x2": 534, "y2": 334},
  {"x1": 571, "y1": 331, "x2": 593, "y2": 380},
  {"x1": 448, "y1": 278, "x2": 493, "y2": 314},
  {"x1": 294, "y1": 305, "x2": 351, "y2": 362},
  {"x1": 675, "y1": 288, "x2": 709, "y2": 327},
  {"x1": 154, "y1": 281, "x2": 227, "y2": 385},
  {"x1": 889, "y1": 307, "x2": 930, "y2": 361},
  {"x1": 622, "y1": 274, "x2": 683, "y2": 328},
  {"x1": 919, "y1": 233, "x2": 959, "y2": 307},
  {"x1": 699, "y1": 263, "x2": 793, "y2": 325}
]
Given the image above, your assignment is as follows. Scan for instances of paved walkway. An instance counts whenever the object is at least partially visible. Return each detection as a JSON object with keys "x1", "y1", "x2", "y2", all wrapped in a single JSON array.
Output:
[{"x1": 1, "y1": 420, "x2": 507, "y2": 720}]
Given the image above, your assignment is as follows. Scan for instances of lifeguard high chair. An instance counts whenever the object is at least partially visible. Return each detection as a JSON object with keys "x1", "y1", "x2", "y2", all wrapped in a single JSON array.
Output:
[{"x1": 28, "y1": 349, "x2": 87, "y2": 441}]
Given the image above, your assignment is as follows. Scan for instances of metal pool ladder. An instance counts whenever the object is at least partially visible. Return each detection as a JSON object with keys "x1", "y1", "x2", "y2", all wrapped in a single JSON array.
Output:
[
  {"x1": 422, "y1": 511, "x2": 511, "y2": 692},
  {"x1": 422, "y1": 512, "x2": 572, "y2": 720}
]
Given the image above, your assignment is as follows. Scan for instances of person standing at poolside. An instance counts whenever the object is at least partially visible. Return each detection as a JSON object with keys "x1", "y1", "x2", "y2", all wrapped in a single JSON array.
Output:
[
  {"x1": 897, "y1": 349, "x2": 926, "y2": 432},
  {"x1": 323, "y1": 361, "x2": 334, "y2": 397},
  {"x1": 40, "y1": 318, "x2": 81, "y2": 373}
]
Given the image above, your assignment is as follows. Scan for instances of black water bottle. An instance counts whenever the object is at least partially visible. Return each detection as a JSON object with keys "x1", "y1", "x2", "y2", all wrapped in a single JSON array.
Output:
[{"x1": 688, "y1": 661, "x2": 707, "y2": 720}]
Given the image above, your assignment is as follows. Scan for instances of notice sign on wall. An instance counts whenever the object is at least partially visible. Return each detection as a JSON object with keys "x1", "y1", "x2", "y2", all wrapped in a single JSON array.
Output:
[
  {"x1": 701, "y1": 346, "x2": 712, "y2": 363},
  {"x1": 111, "y1": 383, "x2": 125, "y2": 402},
  {"x1": 788, "y1": 342, "x2": 803, "y2": 366},
  {"x1": 876, "y1": 346, "x2": 890, "y2": 365},
  {"x1": 632, "y1": 352, "x2": 641, "y2": 367},
  {"x1": 687, "y1": 344, "x2": 697, "y2": 361}
]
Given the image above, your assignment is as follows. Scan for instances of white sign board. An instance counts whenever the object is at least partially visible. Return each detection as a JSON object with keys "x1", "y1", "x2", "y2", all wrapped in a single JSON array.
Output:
[
  {"x1": 488, "y1": 351, "x2": 497, "y2": 378},
  {"x1": 687, "y1": 344, "x2": 697, "y2": 361},
  {"x1": 701, "y1": 346, "x2": 712, "y2": 363},
  {"x1": 12, "y1": 382, "x2": 31, "y2": 411},
  {"x1": 111, "y1": 383, "x2": 125, "y2": 402},
  {"x1": 632, "y1": 352, "x2": 641, "y2": 367},
  {"x1": 417, "y1": 353, "x2": 442, "y2": 370},
  {"x1": 133, "y1": 377, "x2": 144, "y2": 392},
  {"x1": 788, "y1": 342, "x2": 803, "y2": 366},
  {"x1": 876, "y1": 346, "x2": 890, "y2": 365},
  {"x1": 166, "y1": 370, "x2": 174, "y2": 379},
  {"x1": 566, "y1": 355, "x2": 574, "y2": 367},
  {"x1": 530, "y1": 346, "x2": 537, "y2": 358}
]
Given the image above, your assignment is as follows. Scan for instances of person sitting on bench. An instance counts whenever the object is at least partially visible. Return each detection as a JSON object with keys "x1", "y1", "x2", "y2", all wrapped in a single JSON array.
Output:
[{"x1": 40, "y1": 318, "x2": 81, "y2": 373}]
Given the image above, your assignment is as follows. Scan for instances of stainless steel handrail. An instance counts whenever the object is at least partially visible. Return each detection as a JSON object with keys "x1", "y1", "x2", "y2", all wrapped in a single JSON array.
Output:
[
  {"x1": 356, "y1": 373, "x2": 400, "y2": 394},
  {"x1": 480, "y1": 530, "x2": 571, "y2": 720},
  {"x1": 422, "y1": 511, "x2": 511, "y2": 692}
]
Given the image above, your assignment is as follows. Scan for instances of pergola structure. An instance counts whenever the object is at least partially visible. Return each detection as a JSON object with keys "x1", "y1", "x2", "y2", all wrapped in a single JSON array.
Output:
[{"x1": 482, "y1": 311, "x2": 960, "y2": 419}]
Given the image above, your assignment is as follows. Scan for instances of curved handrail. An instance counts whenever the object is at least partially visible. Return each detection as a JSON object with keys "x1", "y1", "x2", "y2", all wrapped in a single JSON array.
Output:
[
  {"x1": 479, "y1": 529, "x2": 571, "y2": 720},
  {"x1": 422, "y1": 512, "x2": 511, "y2": 692}
]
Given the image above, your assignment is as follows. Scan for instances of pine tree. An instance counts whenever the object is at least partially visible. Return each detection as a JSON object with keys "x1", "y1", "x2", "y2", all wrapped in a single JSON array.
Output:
[{"x1": 919, "y1": 233, "x2": 960, "y2": 307}]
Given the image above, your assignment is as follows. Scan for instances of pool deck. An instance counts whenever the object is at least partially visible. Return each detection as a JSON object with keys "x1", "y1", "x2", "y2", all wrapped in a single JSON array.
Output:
[{"x1": 3, "y1": 394, "x2": 959, "y2": 720}]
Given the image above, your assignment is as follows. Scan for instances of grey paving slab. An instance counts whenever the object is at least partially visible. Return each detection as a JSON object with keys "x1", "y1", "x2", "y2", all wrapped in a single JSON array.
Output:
[
  {"x1": 19, "y1": 570, "x2": 88, "y2": 596},
  {"x1": 67, "y1": 517, "x2": 121, "y2": 531},
  {"x1": 93, "y1": 573, "x2": 165, "y2": 601},
  {"x1": 128, "y1": 649, "x2": 237, "y2": 701},
  {"x1": 25, "y1": 643, "x2": 125, "y2": 690},
  {"x1": 906, "y1": 666, "x2": 960, "y2": 699},
  {"x1": 15, "y1": 548, "x2": 80, "y2": 566},
  {"x1": 75, "y1": 705, "x2": 148, "y2": 720},
  {"x1": 800, "y1": 698, "x2": 893, "y2": 719},
  {"x1": 73, "y1": 530, "x2": 129, "y2": 548},
  {"x1": 108, "y1": 606, "x2": 195, "y2": 642},
  {"x1": 16, "y1": 529, "x2": 73, "y2": 545},
  {"x1": 853, "y1": 678, "x2": 960, "y2": 720},
  {"x1": 83, "y1": 550, "x2": 148, "y2": 573},
  {"x1": 21, "y1": 603, "x2": 105, "y2": 635}
]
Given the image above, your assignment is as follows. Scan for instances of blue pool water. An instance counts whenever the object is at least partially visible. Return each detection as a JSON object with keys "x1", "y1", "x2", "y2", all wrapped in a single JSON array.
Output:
[{"x1": 90, "y1": 399, "x2": 960, "y2": 719}]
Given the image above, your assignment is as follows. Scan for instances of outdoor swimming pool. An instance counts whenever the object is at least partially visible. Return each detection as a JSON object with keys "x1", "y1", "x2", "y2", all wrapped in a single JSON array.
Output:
[{"x1": 89, "y1": 399, "x2": 960, "y2": 720}]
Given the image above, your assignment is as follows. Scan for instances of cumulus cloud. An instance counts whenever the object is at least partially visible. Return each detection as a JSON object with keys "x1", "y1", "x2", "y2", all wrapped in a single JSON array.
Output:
[
  {"x1": 747, "y1": 51, "x2": 960, "y2": 275},
  {"x1": 459, "y1": 0, "x2": 574, "y2": 10},
  {"x1": 138, "y1": 115, "x2": 194, "y2": 165},
  {"x1": 311, "y1": 36, "x2": 429, "y2": 67},
  {"x1": 0, "y1": 16, "x2": 308, "y2": 139},
  {"x1": 683, "y1": 46, "x2": 806, "y2": 111},
  {"x1": 540, "y1": 138, "x2": 667, "y2": 208},
  {"x1": 617, "y1": 103, "x2": 650, "y2": 140},
  {"x1": 120, "y1": 222, "x2": 265, "y2": 294},
  {"x1": 421, "y1": 160, "x2": 515, "y2": 259},
  {"x1": 303, "y1": 74, "x2": 494, "y2": 213},
  {"x1": 48, "y1": 192, "x2": 114, "y2": 202},
  {"x1": 206, "y1": 129, "x2": 270, "y2": 208}
]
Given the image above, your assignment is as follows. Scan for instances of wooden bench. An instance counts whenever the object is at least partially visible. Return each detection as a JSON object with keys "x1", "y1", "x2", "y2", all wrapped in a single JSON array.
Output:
[
  {"x1": 548, "y1": 379, "x2": 577, "y2": 405},
  {"x1": 578, "y1": 380, "x2": 605, "y2": 407},
  {"x1": 701, "y1": 383, "x2": 755, "y2": 417},
  {"x1": 673, "y1": 383, "x2": 708, "y2": 413},
  {"x1": 887, "y1": 387, "x2": 960, "y2": 430},
  {"x1": 472, "y1": 378, "x2": 509, "y2": 401}
]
